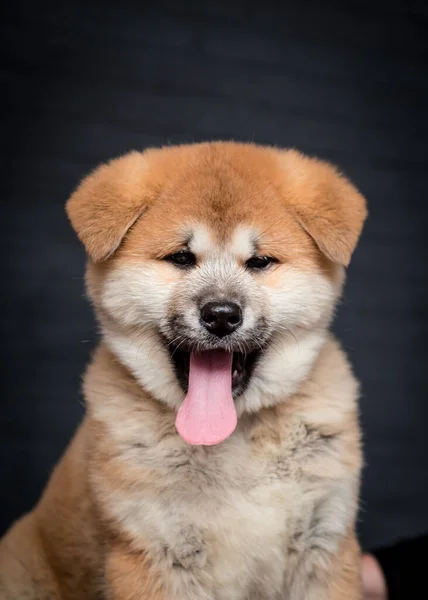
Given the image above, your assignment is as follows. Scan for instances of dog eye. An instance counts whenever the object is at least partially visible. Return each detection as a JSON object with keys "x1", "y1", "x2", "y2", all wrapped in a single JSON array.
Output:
[
  {"x1": 245, "y1": 256, "x2": 277, "y2": 270},
  {"x1": 165, "y1": 250, "x2": 197, "y2": 267}
]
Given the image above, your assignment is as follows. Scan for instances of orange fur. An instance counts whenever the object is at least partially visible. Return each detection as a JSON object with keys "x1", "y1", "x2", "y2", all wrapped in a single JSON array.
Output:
[
  {"x1": 106, "y1": 544, "x2": 166, "y2": 600},
  {"x1": 67, "y1": 142, "x2": 366, "y2": 268},
  {"x1": 328, "y1": 534, "x2": 362, "y2": 600},
  {"x1": 66, "y1": 152, "x2": 155, "y2": 262},
  {"x1": 277, "y1": 150, "x2": 367, "y2": 266}
]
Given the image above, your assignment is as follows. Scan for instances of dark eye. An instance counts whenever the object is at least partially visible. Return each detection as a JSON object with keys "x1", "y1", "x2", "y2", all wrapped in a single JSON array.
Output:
[
  {"x1": 245, "y1": 256, "x2": 277, "y2": 270},
  {"x1": 165, "y1": 250, "x2": 196, "y2": 268}
]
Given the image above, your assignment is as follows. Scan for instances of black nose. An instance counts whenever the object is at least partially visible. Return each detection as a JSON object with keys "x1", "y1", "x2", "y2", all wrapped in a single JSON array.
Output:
[{"x1": 200, "y1": 301, "x2": 243, "y2": 338}]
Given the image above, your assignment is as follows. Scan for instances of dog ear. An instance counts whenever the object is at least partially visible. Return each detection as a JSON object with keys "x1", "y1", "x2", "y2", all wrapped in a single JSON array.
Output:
[
  {"x1": 277, "y1": 150, "x2": 367, "y2": 266},
  {"x1": 66, "y1": 152, "x2": 154, "y2": 262}
]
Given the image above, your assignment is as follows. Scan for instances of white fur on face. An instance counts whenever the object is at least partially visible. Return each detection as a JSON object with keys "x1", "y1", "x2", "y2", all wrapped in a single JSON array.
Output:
[
  {"x1": 96, "y1": 224, "x2": 342, "y2": 412},
  {"x1": 188, "y1": 224, "x2": 215, "y2": 256},
  {"x1": 228, "y1": 225, "x2": 256, "y2": 260},
  {"x1": 238, "y1": 262, "x2": 340, "y2": 413},
  {"x1": 100, "y1": 263, "x2": 185, "y2": 409}
]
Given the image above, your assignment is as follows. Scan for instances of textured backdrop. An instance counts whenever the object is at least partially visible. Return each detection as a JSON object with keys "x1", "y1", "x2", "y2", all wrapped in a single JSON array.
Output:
[{"x1": 1, "y1": 0, "x2": 428, "y2": 551}]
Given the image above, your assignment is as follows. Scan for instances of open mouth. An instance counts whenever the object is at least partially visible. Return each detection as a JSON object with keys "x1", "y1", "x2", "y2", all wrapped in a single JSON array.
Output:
[{"x1": 169, "y1": 347, "x2": 261, "y2": 397}]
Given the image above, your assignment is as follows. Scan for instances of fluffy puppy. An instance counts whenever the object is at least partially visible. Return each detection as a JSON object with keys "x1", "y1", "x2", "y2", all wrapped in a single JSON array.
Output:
[{"x1": 0, "y1": 142, "x2": 367, "y2": 600}]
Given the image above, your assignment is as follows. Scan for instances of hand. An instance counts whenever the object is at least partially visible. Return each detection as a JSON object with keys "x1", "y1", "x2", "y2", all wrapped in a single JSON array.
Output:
[{"x1": 362, "y1": 554, "x2": 388, "y2": 599}]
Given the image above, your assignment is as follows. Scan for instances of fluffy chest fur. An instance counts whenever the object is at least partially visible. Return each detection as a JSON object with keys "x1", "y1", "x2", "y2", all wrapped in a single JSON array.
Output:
[{"x1": 87, "y1": 341, "x2": 360, "y2": 600}]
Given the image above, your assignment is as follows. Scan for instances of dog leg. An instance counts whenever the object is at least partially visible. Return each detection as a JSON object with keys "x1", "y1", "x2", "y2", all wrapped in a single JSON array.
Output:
[
  {"x1": 0, "y1": 514, "x2": 62, "y2": 600},
  {"x1": 286, "y1": 532, "x2": 361, "y2": 600}
]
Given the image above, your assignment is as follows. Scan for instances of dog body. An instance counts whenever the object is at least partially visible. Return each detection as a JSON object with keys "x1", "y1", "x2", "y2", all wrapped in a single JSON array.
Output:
[{"x1": 0, "y1": 142, "x2": 366, "y2": 599}]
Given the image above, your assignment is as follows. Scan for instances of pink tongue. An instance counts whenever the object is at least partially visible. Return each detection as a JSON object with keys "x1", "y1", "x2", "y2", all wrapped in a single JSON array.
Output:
[{"x1": 175, "y1": 351, "x2": 237, "y2": 446}]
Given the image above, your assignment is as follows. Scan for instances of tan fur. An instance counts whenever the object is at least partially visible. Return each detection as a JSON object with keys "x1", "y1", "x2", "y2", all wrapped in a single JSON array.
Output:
[
  {"x1": 106, "y1": 544, "x2": 166, "y2": 600},
  {"x1": 328, "y1": 534, "x2": 362, "y2": 600},
  {"x1": 0, "y1": 142, "x2": 366, "y2": 599}
]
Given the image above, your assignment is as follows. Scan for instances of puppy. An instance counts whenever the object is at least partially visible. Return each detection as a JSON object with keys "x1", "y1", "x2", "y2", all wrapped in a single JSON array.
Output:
[{"x1": 0, "y1": 142, "x2": 367, "y2": 599}]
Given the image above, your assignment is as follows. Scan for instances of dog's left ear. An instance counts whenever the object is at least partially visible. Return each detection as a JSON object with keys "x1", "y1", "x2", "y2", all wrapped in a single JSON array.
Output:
[
  {"x1": 66, "y1": 152, "x2": 155, "y2": 262},
  {"x1": 277, "y1": 150, "x2": 368, "y2": 266}
]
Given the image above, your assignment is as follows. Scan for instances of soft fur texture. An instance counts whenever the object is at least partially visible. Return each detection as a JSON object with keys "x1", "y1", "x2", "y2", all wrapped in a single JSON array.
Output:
[{"x1": 0, "y1": 142, "x2": 367, "y2": 599}]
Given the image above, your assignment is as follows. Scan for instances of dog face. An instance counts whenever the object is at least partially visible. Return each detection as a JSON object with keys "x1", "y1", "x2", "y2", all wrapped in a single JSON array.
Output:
[{"x1": 67, "y1": 142, "x2": 366, "y2": 423}]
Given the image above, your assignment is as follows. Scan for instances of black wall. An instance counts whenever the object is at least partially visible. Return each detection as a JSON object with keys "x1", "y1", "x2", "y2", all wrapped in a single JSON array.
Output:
[{"x1": 1, "y1": 0, "x2": 428, "y2": 551}]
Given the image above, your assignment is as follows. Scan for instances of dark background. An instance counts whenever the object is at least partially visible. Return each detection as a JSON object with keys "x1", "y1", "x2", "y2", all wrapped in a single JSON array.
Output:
[{"x1": 1, "y1": 0, "x2": 428, "y2": 552}]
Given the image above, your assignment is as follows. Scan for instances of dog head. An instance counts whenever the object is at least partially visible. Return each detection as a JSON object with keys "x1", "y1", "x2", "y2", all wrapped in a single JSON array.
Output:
[{"x1": 67, "y1": 142, "x2": 366, "y2": 444}]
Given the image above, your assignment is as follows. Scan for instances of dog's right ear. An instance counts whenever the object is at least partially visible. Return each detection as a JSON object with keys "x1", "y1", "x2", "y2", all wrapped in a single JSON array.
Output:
[{"x1": 66, "y1": 152, "x2": 154, "y2": 262}]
